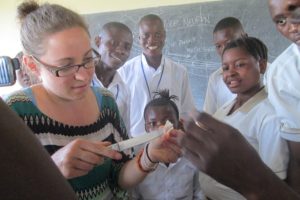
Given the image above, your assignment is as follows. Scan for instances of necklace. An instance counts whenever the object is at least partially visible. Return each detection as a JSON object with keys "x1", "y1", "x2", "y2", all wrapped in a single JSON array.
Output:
[
  {"x1": 115, "y1": 84, "x2": 119, "y2": 100},
  {"x1": 141, "y1": 56, "x2": 165, "y2": 99}
]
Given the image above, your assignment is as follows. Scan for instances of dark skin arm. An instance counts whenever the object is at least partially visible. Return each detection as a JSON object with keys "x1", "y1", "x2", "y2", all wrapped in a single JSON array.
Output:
[
  {"x1": 0, "y1": 99, "x2": 76, "y2": 199},
  {"x1": 179, "y1": 112, "x2": 300, "y2": 200},
  {"x1": 287, "y1": 141, "x2": 300, "y2": 195}
]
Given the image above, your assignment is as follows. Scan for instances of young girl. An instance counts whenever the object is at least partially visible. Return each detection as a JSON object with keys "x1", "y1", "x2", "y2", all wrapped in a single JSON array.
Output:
[
  {"x1": 131, "y1": 89, "x2": 205, "y2": 200},
  {"x1": 199, "y1": 37, "x2": 289, "y2": 200},
  {"x1": 4, "y1": 1, "x2": 182, "y2": 199}
]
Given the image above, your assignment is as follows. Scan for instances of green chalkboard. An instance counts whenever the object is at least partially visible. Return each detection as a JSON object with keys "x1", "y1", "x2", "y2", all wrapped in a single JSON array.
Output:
[{"x1": 84, "y1": 0, "x2": 290, "y2": 109}]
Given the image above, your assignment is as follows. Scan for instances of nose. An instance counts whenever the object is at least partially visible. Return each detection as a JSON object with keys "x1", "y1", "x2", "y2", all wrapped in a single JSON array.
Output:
[
  {"x1": 218, "y1": 46, "x2": 225, "y2": 56},
  {"x1": 147, "y1": 34, "x2": 158, "y2": 43},
  {"x1": 115, "y1": 45, "x2": 126, "y2": 55},
  {"x1": 289, "y1": 23, "x2": 300, "y2": 33},
  {"x1": 74, "y1": 65, "x2": 93, "y2": 81},
  {"x1": 225, "y1": 65, "x2": 238, "y2": 77}
]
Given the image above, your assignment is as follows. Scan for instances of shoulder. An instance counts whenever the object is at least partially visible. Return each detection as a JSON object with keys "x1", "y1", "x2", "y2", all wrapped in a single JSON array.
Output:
[
  {"x1": 272, "y1": 44, "x2": 300, "y2": 65},
  {"x1": 164, "y1": 57, "x2": 186, "y2": 71},
  {"x1": 120, "y1": 55, "x2": 141, "y2": 70},
  {"x1": 208, "y1": 68, "x2": 222, "y2": 82},
  {"x1": 4, "y1": 89, "x2": 30, "y2": 107},
  {"x1": 118, "y1": 55, "x2": 141, "y2": 81}
]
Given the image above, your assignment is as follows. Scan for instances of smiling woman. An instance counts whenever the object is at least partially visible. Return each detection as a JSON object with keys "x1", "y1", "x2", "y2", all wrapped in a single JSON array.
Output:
[{"x1": 2, "y1": 1, "x2": 183, "y2": 199}]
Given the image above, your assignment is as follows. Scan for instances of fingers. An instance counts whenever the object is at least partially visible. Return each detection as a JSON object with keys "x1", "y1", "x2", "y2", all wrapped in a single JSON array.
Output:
[
  {"x1": 52, "y1": 139, "x2": 124, "y2": 179},
  {"x1": 80, "y1": 140, "x2": 123, "y2": 160}
]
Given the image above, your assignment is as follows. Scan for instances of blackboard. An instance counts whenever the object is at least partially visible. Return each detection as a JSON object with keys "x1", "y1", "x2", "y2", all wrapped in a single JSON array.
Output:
[{"x1": 84, "y1": 0, "x2": 291, "y2": 109}]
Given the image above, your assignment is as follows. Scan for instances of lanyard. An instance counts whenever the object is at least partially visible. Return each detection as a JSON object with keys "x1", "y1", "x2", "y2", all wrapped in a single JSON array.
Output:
[
  {"x1": 141, "y1": 57, "x2": 165, "y2": 99},
  {"x1": 115, "y1": 84, "x2": 119, "y2": 100}
]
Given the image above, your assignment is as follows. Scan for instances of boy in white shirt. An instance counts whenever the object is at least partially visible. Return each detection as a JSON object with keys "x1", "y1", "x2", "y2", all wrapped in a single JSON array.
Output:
[
  {"x1": 268, "y1": 0, "x2": 300, "y2": 193},
  {"x1": 119, "y1": 14, "x2": 195, "y2": 138},
  {"x1": 92, "y1": 22, "x2": 132, "y2": 134},
  {"x1": 203, "y1": 17, "x2": 247, "y2": 114}
]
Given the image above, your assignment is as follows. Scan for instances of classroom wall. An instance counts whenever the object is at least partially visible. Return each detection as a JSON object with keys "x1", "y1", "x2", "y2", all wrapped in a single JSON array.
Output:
[{"x1": 0, "y1": 0, "x2": 217, "y2": 57}]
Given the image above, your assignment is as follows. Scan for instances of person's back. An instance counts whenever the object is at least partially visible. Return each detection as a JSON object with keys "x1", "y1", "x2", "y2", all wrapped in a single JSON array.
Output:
[
  {"x1": 131, "y1": 90, "x2": 205, "y2": 200},
  {"x1": 203, "y1": 17, "x2": 246, "y2": 114},
  {"x1": 119, "y1": 14, "x2": 195, "y2": 137},
  {"x1": 91, "y1": 22, "x2": 133, "y2": 135}
]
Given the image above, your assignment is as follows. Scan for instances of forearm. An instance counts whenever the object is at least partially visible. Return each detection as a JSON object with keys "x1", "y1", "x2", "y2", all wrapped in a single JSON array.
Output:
[
  {"x1": 118, "y1": 155, "x2": 148, "y2": 189},
  {"x1": 286, "y1": 141, "x2": 300, "y2": 194},
  {"x1": 241, "y1": 164, "x2": 300, "y2": 200}
]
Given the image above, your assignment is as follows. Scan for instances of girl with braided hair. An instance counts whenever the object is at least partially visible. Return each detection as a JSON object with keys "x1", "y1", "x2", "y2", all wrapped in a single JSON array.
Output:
[{"x1": 131, "y1": 89, "x2": 205, "y2": 200}]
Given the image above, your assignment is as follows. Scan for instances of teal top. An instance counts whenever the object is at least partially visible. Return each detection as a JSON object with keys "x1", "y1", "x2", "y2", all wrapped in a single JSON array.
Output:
[{"x1": 5, "y1": 87, "x2": 131, "y2": 200}]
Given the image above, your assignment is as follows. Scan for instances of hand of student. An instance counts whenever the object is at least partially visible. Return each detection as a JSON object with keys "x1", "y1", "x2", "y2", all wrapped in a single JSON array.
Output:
[
  {"x1": 147, "y1": 129, "x2": 183, "y2": 163},
  {"x1": 179, "y1": 112, "x2": 272, "y2": 197},
  {"x1": 51, "y1": 139, "x2": 122, "y2": 179}
]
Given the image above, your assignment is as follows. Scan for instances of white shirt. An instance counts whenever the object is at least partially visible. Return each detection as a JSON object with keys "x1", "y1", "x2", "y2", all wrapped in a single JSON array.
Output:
[
  {"x1": 91, "y1": 72, "x2": 131, "y2": 134},
  {"x1": 199, "y1": 88, "x2": 289, "y2": 200},
  {"x1": 131, "y1": 158, "x2": 205, "y2": 200},
  {"x1": 203, "y1": 68, "x2": 235, "y2": 115},
  {"x1": 118, "y1": 54, "x2": 196, "y2": 137},
  {"x1": 265, "y1": 43, "x2": 300, "y2": 141}
]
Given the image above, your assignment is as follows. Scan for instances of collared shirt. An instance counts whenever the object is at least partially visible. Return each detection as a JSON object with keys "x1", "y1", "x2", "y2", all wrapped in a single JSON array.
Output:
[
  {"x1": 92, "y1": 72, "x2": 131, "y2": 135},
  {"x1": 131, "y1": 158, "x2": 205, "y2": 200},
  {"x1": 203, "y1": 68, "x2": 236, "y2": 114},
  {"x1": 118, "y1": 54, "x2": 196, "y2": 137},
  {"x1": 199, "y1": 88, "x2": 289, "y2": 200},
  {"x1": 265, "y1": 43, "x2": 300, "y2": 141}
]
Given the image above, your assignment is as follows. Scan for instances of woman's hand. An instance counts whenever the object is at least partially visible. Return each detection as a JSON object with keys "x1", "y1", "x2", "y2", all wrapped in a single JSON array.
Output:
[
  {"x1": 51, "y1": 139, "x2": 122, "y2": 179},
  {"x1": 147, "y1": 129, "x2": 183, "y2": 163}
]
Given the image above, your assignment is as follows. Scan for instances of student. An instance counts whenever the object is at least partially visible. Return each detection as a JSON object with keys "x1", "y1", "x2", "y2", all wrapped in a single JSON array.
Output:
[
  {"x1": 4, "y1": 2, "x2": 182, "y2": 199},
  {"x1": 131, "y1": 89, "x2": 205, "y2": 200},
  {"x1": 199, "y1": 37, "x2": 289, "y2": 200},
  {"x1": 15, "y1": 51, "x2": 32, "y2": 88},
  {"x1": 267, "y1": 0, "x2": 300, "y2": 193},
  {"x1": 203, "y1": 17, "x2": 247, "y2": 114},
  {"x1": 15, "y1": 51, "x2": 40, "y2": 88},
  {"x1": 91, "y1": 22, "x2": 132, "y2": 134},
  {"x1": 179, "y1": 112, "x2": 300, "y2": 200},
  {"x1": 119, "y1": 14, "x2": 196, "y2": 138}
]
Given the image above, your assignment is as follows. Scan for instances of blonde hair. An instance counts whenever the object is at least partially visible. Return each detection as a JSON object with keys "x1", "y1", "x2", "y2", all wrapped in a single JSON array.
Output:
[{"x1": 17, "y1": 0, "x2": 89, "y2": 57}]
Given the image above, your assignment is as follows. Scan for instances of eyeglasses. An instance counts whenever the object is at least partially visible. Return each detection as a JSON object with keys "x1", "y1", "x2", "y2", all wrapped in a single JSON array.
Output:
[{"x1": 31, "y1": 49, "x2": 101, "y2": 77}]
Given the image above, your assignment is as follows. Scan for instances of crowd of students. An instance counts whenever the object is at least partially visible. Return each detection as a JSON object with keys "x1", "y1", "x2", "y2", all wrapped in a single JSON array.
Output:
[{"x1": 1, "y1": 0, "x2": 300, "y2": 199}]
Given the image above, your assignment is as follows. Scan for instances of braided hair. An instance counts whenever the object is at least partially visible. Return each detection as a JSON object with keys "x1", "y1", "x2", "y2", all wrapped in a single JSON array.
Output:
[{"x1": 143, "y1": 89, "x2": 179, "y2": 120}]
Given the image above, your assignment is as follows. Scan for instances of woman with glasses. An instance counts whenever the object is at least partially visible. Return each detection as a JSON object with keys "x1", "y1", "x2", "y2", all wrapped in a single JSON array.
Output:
[{"x1": 4, "y1": 1, "x2": 182, "y2": 200}]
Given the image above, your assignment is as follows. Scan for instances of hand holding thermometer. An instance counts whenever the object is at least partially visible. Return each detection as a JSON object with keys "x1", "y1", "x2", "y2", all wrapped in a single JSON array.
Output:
[{"x1": 110, "y1": 120, "x2": 174, "y2": 152}]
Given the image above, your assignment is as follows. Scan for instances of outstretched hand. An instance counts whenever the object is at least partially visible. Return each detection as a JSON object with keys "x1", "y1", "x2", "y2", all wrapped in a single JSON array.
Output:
[
  {"x1": 179, "y1": 112, "x2": 268, "y2": 197},
  {"x1": 51, "y1": 139, "x2": 123, "y2": 179},
  {"x1": 147, "y1": 129, "x2": 183, "y2": 164}
]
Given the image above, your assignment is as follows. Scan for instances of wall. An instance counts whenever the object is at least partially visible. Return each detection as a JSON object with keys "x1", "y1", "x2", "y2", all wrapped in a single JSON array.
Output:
[{"x1": 0, "y1": 0, "x2": 217, "y2": 57}]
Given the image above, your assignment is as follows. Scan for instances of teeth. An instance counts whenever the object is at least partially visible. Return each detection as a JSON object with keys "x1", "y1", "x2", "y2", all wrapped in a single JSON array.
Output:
[
  {"x1": 229, "y1": 80, "x2": 240, "y2": 87},
  {"x1": 148, "y1": 46, "x2": 158, "y2": 50}
]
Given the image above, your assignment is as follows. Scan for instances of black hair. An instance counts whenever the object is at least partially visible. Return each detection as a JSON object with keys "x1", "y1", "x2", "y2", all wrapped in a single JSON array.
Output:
[
  {"x1": 100, "y1": 22, "x2": 132, "y2": 37},
  {"x1": 143, "y1": 89, "x2": 179, "y2": 120},
  {"x1": 222, "y1": 36, "x2": 268, "y2": 61},
  {"x1": 138, "y1": 14, "x2": 164, "y2": 28},
  {"x1": 213, "y1": 17, "x2": 245, "y2": 33}
]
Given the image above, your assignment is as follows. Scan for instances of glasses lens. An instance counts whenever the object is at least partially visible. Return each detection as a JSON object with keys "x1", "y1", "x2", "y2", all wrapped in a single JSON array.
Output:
[{"x1": 57, "y1": 66, "x2": 79, "y2": 77}]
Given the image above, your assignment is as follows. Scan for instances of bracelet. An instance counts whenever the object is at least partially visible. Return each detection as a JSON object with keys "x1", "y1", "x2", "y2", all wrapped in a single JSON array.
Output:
[
  {"x1": 145, "y1": 143, "x2": 158, "y2": 164},
  {"x1": 136, "y1": 146, "x2": 158, "y2": 173},
  {"x1": 137, "y1": 149, "x2": 150, "y2": 173}
]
